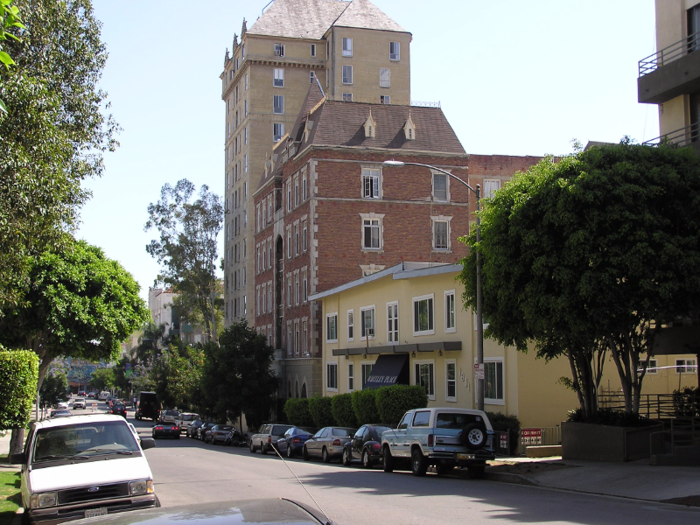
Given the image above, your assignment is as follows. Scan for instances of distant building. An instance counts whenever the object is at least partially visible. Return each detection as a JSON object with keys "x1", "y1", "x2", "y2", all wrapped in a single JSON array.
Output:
[
  {"x1": 148, "y1": 287, "x2": 178, "y2": 335},
  {"x1": 222, "y1": 0, "x2": 413, "y2": 327}
]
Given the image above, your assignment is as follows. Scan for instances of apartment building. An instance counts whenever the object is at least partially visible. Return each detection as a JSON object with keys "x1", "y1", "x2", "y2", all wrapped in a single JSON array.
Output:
[
  {"x1": 253, "y1": 80, "x2": 542, "y2": 398},
  {"x1": 222, "y1": 0, "x2": 412, "y2": 327},
  {"x1": 638, "y1": 0, "x2": 700, "y2": 154}
]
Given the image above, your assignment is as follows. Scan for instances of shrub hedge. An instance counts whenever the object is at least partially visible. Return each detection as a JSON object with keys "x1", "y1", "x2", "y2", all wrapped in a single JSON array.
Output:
[
  {"x1": 351, "y1": 389, "x2": 379, "y2": 426},
  {"x1": 486, "y1": 412, "x2": 521, "y2": 453},
  {"x1": 0, "y1": 348, "x2": 39, "y2": 430},
  {"x1": 331, "y1": 393, "x2": 357, "y2": 428},
  {"x1": 376, "y1": 385, "x2": 428, "y2": 427},
  {"x1": 308, "y1": 396, "x2": 334, "y2": 428},
  {"x1": 283, "y1": 398, "x2": 314, "y2": 427}
]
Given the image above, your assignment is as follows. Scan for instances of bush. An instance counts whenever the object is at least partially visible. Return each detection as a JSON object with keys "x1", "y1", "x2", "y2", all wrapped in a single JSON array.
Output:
[
  {"x1": 331, "y1": 393, "x2": 357, "y2": 428},
  {"x1": 284, "y1": 398, "x2": 314, "y2": 427},
  {"x1": 352, "y1": 389, "x2": 379, "y2": 426},
  {"x1": 376, "y1": 385, "x2": 428, "y2": 427},
  {"x1": 308, "y1": 396, "x2": 334, "y2": 428},
  {"x1": 486, "y1": 412, "x2": 521, "y2": 453},
  {"x1": 566, "y1": 407, "x2": 655, "y2": 427},
  {"x1": 672, "y1": 387, "x2": 700, "y2": 417},
  {"x1": 0, "y1": 349, "x2": 39, "y2": 430}
]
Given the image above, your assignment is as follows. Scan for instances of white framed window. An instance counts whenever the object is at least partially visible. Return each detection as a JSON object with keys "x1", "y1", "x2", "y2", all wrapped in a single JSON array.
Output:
[
  {"x1": 379, "y1": 68, "x2": 391, "y2": 88},
  {"x1": 326, "y1": 313, "x2": 338, "y2": 342},
  {"x1": 380, "y1": 95, "x2": 390, "y2": 104},
  {"x1": 244, "y1": 99, "x2": 248, "y2": 117},
  {"x1": 274, "y1": 43, "x2": 285, "y2": 57},
  {"x1": 446, "y1": 360, "x2": 457, "y2": 402},
  {"x1": 676, "y1": 359, "x2": 697, "y2": 374},
  {"x1": 309, "y1": 71, "x2": 315, "y2": 84},
  {"x1": 445, "y1": 290, "x2": 456, "y2": 332},
  {"x1": 348, "y1": 363, "x2": 354, "y2": 392},
  {"x1": 362, "y1": 168, "x2": 381, "y2": 199},
  {"x1": 294, "y1": 273, "x2": 299, "y2": 305},
  {"x1": 302, "y1": 220, "x2": 308, "y2": 252},
  {"x1": 287, "y1": 228, "x2": 292, "y2": 259},
  {"x1": 327, "y1": 362, "x2": 338, "y2": 391},
  {"x1": 387, "y1": 301, "x2": 399, "y2": 344},
  {"x1": 274, "y1": 68, "x2": 284, "y2": 87},
  {"x1": 287, "y1": 181, "x2": 292, "y2": 211},
  {"x1": 433, "y1": 172, "x2": 448, "y2": 201},
  {"x1": 294, "y1": 223, "x2": 299, "y2": 255},
  {"x1": 286, "y1": 321, "x2": 292, "y2": 356},
  {"x1": 302, "y1": 319, "x2": 308, "y2": 355},
  {"x1": 413, "y1": 294, "x2": 435, "y2": 335},
  {"x1": 302, "y1": 270, "x2": 308, "y2": 302},
  {"x1": 484, "y1": 359, "x2": 505, "y2": 404},
  {"x1": 414, "y1": 360, "x2": 435, "y2": 400},
  {"x1": 342, "y1": 37, "x2": 353, "y2": 57},
  {"x1": 432, "y1": 217, "x2": 451, "y2": 251},
  {"x1": 360, "y1": 305, "x2": 375, "y2": 340},
  {"x1": 483, "y1": 179, "x2": 501, "y2": 199},
  {"x1": 273, "y1": 95, "x2": 284, "y2": 114},
  {"x1": 342, "y1": 65, "x2": 353, "y2": 84},
  {"x1": 347, "y1": 310, "x2": 354, "y2": 341},
  {"x1": 287, "y1": 275, "x2": 292, "y2": 307},
  {"x1": 273, "y1": 122, "x2": 284, "y2": 142},
  {"x1": 361, "y1": 362, "x2": 373, "y2": 389},
  {"x1": 645, "y1": 359, "x2": 658, "y2": 374},
  {"x1": 294, "y1": 177, "x2": 300, "y2": 206},
  {"x1": 310, "y1": 44, "x2": 316, "y2": 57},
  {"x1": 342, "y1": 93, "x2": 353, "y2": 102},
  {"x1": 302, "y1": 172, "x2": 308, "y2": 200},
  {"x1": 362, "y1": 217, "x2": 381, "y2": 250},
  {"x1": 389, "y1": 41, "x2": 400, "y2": 61},
  {"x1": 294, "y1": 320, "x2": 300, "y2": 356}
]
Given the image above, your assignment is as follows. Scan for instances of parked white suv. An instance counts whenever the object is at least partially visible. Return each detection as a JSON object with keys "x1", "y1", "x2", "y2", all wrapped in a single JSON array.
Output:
[
  {"x1": 175, "y1": 413, "x2": 199, "y2": 434},
  {"x1": 11, "y1": 414, "x2": 159, "y2": 523}
]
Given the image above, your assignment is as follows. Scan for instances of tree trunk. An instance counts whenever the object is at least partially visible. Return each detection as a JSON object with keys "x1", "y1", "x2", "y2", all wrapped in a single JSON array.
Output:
[{"x1": 9, "y1": 428, "x2": 24, "y2": 456}]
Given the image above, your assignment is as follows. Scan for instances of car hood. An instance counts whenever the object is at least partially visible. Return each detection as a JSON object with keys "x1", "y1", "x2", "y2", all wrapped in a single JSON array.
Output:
[{"x1": 29, "y1": 456, "x2": 153, "y2": 493}]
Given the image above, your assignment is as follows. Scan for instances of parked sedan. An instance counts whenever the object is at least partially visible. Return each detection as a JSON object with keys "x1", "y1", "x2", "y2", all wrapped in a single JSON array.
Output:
[
  {"x1": 342, "y1": 424, "x2": 391, "y2": 468},
  {"x1": 187, "y1": 419, "x2": 204, "y2": 438},
  {"x1": 249, "y1": 423, "x2": 293, "y2": 454},
  {"x1": 303, "y1": 426, "x2": 356, "y2": 463},
  {"x1": 276, "y1": 426, "x2": 317, "y2": 458},
  {"x1": 110, "y1": 403, "x2": 128, "y2": 418},
  {"x1": 160, "y1": 409, "x2": 180, "y2": 424},
  {"x1": 197, "y1": 421, "x2": 217, "y2": 440},
  {"x1": 207, "y1": 424, "x2": 235, "y2": 445},
  {"x1": 152, "y1": 422, "x2": 181, "y2": 439}
]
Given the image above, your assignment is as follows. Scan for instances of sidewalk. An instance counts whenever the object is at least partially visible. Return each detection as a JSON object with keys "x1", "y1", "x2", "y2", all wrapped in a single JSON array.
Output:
[{"x1": 485, "y1": 456, "x2": 700, "y2": 507}]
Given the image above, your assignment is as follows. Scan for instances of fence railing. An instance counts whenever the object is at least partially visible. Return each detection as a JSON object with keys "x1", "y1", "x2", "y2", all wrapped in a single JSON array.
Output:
[
  {"x1": 642, "y1": 122, "x2": 700, "y2": 149},
  {"x1": 639, "y1": 30, "x2": 700, "y2": 76}
]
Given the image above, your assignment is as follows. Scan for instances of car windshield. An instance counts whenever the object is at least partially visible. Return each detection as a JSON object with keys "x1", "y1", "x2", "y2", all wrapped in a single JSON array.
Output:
[
  {"x1": 33, "y1": 421, "x2": 140, "y2": 463},
  {"x1": 435, "y1": 413, "x2": 481, "y2": 429},
  {"x1": 181, "y1": 414, "x2": 197, "y2": 421},
  {"x1": 217, "y1": 426, "x2": 233, "y2": 431},
  {"x1": 271, "y1": 425, "x2": 293, "y2": 436}
]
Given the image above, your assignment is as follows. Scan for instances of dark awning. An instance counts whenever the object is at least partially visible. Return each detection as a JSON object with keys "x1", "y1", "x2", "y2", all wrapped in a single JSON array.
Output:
[{"x1": 364, "y1": 354, "x2": 409, "y2": 390}]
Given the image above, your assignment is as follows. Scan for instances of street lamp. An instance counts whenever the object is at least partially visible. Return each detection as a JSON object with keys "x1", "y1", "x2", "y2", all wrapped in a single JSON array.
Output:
[{"x1": 382, "y1": 160, "x2": 485, "y2": 411}]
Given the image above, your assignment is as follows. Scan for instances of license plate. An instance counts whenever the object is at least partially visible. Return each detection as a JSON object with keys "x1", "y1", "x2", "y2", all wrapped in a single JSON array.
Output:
[
  {"x1": 457, "y1": 453, "x2": 475, "y2": 460},
  {"x1": 85, "y1": 508, "x2": 108, "y2": 518}
]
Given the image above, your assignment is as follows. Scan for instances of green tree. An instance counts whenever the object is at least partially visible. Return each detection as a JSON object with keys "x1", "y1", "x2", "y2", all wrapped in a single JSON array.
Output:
[
  {"x1": 0, "y1": 237, "x2": 150, "y2": 391},
  {"x1": 39, "y1": 369, "x2": 68, "y2": 409},
  {"x1": 200, "y1": 320, "x2": 278, "y2": 429},
  {"x1": 0, "y1": 0, "x2": 24, "y2": 114},
  {"x1": 145, "y1": 179, "x2": 223, "y2": 343},
  {"x1": 149, "y1": 345, "x2": 204, "y2": 410},
  {"x1": 89, "y1": 367, "x2": 115, "y2": 393},
  {"x1": 459, "y1": 141, "x2": 700, "y2": 416},
  {"x1": 0, "y1": 347, "x2": 38, "y2": 454},
  {"x1": 0, "y1": 0, "x2": 118, "y2": 308}
]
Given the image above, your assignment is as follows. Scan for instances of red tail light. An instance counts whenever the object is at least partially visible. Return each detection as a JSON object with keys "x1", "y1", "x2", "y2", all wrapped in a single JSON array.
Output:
[
  {"x1": 372, "y1": 443, "x2": 381, "y2": 451},
  {"x1": 267, "y1": 436, "x2": 272, "y2": 443},
  {"x1": 428, "y1": 434, "x2": 434, "y2": 447},
  {"x1": 333, "y1": 439, "x2": 341, "y2": 446},
  {"x1": 292, "y1": 437, "x2": 301, "y2": 443}
]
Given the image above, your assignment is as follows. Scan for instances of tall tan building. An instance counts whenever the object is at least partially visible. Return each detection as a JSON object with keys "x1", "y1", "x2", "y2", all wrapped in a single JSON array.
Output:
[{"x1": 222, "y1": 0, "x2": 412, "y2": 327}]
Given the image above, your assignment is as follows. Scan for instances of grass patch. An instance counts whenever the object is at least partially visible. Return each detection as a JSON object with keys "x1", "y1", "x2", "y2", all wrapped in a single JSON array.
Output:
[{"x1": 0, "y1": 470, "x2": 22, "y2": 525}]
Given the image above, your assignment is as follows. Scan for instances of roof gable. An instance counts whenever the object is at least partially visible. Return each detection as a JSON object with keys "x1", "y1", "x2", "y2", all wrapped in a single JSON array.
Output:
[
  {"x1": 248, "y1": 0, "x2": 348, "y2": 39},
  {"x1": 332, "y1": 0, "x2": 406, "y2": 32}
]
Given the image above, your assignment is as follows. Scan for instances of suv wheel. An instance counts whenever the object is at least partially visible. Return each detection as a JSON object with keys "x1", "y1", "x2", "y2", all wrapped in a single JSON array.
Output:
[
  {"x1": 461, "y1": 422, "x2": 487, "y2": 450},
  {"x1": 411, "y1": 448, "x2": 428, "y2": 477},
  {"x1": 383, "y1": 447, "x2": 394, "y2": 473}
]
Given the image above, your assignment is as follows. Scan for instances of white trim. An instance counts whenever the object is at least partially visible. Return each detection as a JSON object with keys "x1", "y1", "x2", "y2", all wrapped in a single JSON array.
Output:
[
  {"x1": 360, "y1": 304, "x2": 376, "y2": 341},
  {"x1": 480, "y1": 357, "x2": 505, "y2": 406},
  {"x1": 445, "y1": 359, "x2": 457, "y2": 402},
  {"x1": 387, "y1": 301, "x2": 399, "y2": 345},
  {"x1": 347, "y1": 309, "x2": 355, "y2": 342},
  {"x1": 326, "y1": 360, "x2": 338, "y2": 392},
  {"x1": 431, "y1": 216, "x2": 452, "y2": 252},
  {"x1": 413, "y1": 359, "x2": 436, "y2": 401},
  {"x1": 413, "y1": 293, "x2": 435, "y2": 336},
  {"x1": 326, "y1": 312, "x2": 338, "y2": 343},
  {"x1": 444, "y1": 289, "x2": 456, "y2": 333}
]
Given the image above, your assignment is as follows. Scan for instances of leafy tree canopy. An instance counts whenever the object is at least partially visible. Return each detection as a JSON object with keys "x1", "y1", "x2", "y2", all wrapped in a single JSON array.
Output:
[
  {"x1": 0, "y1": 0, "x2": 117, "y2": 308},
  {"x1": 145, "y1": 179, "x2": 223, "y2": 342},
  {"x1": 459, "y1": 141, "x2": 700, "y2": 414},
  {"x1": 40, "y1": 368, "x2": 68, "y2": 408},
  {"x1": 0, "y1": 236, "x2": 150, "y2": 390},
  {"x1": 89, "y1": 367, "x2": 115, "y2": 393}
]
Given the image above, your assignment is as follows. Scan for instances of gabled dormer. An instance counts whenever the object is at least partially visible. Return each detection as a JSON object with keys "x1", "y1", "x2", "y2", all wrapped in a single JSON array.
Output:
[
  {"x1": 364, "y1": 110, "x2": 376, "y2": 139},
  {"x1": 404, "y1": 111, "x2": 416, "y2": 141}
]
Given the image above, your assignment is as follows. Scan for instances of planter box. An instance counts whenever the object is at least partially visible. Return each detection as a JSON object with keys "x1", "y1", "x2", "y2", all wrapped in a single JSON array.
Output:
[{"x1": 561, "y1": 421, "x2": 662, "y2": 462}]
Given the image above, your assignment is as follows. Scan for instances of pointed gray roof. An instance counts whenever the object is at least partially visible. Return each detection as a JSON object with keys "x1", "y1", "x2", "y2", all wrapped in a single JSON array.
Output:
[
  {"x1": 332, "y1": 0, "x2": 405, "y2": 32},
  {"x1": 247, "y1": 0, "x2": 348, "y2": 39}
]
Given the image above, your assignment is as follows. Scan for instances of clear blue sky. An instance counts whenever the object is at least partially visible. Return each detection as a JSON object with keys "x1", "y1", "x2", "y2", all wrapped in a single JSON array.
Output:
[{"x1": 82, "y1": 0, "x2": 658, "y2": 301}]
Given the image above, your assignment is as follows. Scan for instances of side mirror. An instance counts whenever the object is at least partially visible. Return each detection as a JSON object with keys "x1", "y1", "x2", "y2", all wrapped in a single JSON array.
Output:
[
  {"x1": 9, "y1": 452, "x2": 26, "y2": 464},
  {"x1": 140, "y1": 438, "x2": 156, "y2": 451}
]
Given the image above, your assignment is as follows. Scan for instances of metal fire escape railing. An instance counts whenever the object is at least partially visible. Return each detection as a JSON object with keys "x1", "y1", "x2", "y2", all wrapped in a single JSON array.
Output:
[{"x1": 639, "y1": 30, "x2": 700, "y2": 77}]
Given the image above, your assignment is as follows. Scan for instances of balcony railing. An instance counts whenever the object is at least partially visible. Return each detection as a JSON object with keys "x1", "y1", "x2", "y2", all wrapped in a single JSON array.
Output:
[
  {"x1": 639, "y1": 30, "x2": 700, "y2": 77},
  {"x1": 642, "y1": 122, "x2": 700, "y2": 148}
]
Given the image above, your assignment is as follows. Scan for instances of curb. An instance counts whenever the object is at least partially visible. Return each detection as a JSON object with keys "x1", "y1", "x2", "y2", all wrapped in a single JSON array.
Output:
[{"x1": 484, "y1": 471, "x2": 539, "y2": 486}]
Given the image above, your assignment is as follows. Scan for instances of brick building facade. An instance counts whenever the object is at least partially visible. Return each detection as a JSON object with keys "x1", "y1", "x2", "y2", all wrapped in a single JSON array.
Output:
[{"x1": 253, "y1": 82, "x2": 542, "y2": 398}]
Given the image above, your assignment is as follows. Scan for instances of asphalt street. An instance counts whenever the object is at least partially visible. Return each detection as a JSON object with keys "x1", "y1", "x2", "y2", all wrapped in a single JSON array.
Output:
[{"x1": 130, "y1": 417, "x2": 700, "y2": 525}]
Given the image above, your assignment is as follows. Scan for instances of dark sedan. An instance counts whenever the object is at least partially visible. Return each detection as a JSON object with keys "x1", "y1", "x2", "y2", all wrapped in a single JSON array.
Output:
[
  {"x1": 197, "y1": 421, "x2": 217, "y2": 440},
  {"x1": 153, "y1": 422, "x2": 181, "y2": 439},
  {"x1": 110, "y1": 403, "x2": 128, "y2": 418},
  {"x1": 303, "y1": 426, "x2": 356, "y2": 463},
  {"x1": 187, "y1": 419, "x2": 204, "y2": 438},
  {"x1": 207, "y1": 424, "x2": 235, "y2": 445},
  {"x1": 342, "y1": 424, "x2": 391, "y2": 468},
  {"x1": 276, "y1": 426, "x2": 317, "y2": 458}
]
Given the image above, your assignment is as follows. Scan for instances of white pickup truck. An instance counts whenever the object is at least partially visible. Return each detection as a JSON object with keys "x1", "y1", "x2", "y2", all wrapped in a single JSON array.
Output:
[{"x1": 381, "y1": 407, "x2": 495, "y2": 478}]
